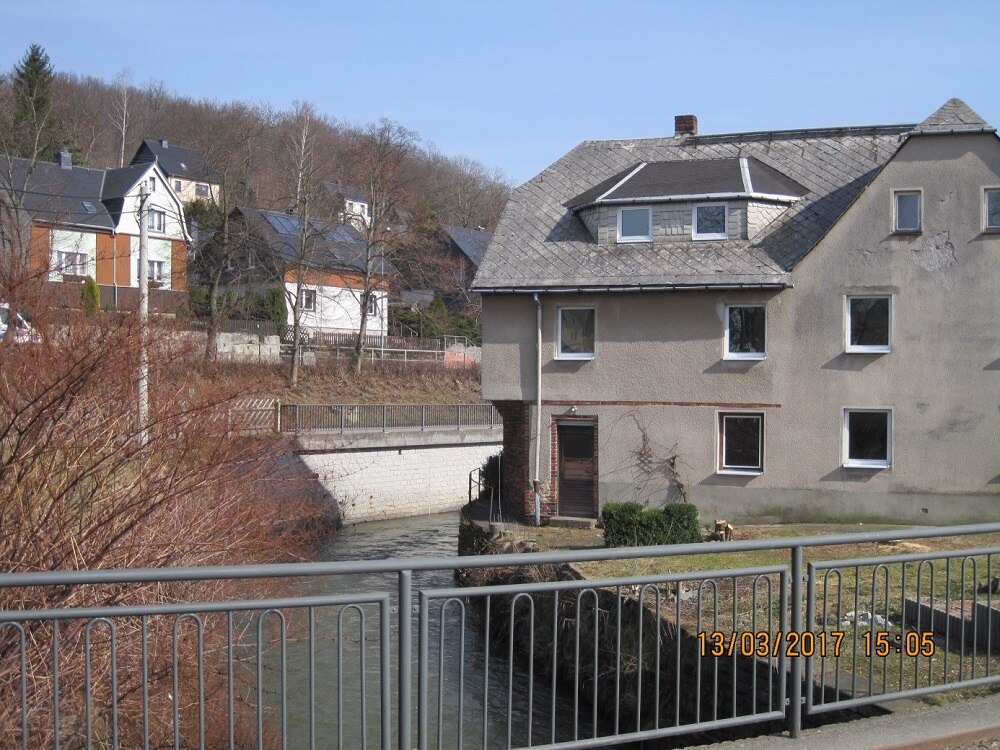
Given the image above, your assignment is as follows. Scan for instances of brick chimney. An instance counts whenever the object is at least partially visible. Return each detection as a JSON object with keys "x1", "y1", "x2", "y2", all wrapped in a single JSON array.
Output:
[
  {"x1": 54, "y1": 150, "x2": 72, "y2": 169},
  {"x1": 674, "y1": 114, "x2": 698, "y2": 137}
]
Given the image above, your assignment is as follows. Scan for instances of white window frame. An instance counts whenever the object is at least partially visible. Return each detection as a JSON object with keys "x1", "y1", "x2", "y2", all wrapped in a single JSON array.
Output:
[
  {"x1": 556, "y1": 306, "x2": 596, "y2": 361},
  {"x1": 984, "y1": 187, "x2": 1000, "y2": 232},
  {"x1": 724, "y1": 304, "x2": 766, "y2": 360},
  {"x1": 842, "y1": 408, "x2": 892, "y2": 469},
  {"x1": 616, "y1": 207, "x2": 651, "y2": 243},
  {"x1": 717, "y1": 411, "x2": 764, "y2": 475},
  {"x1": 301, "y1": 288, "x2": 316, "y2": 312},
  {"x1": 148, "y1": 176, "x2": 156, "y2": 193},
  {"x1": 59, "y1": 251, "x2": 88, "y2": 277},
  {"x1": 693, "y1": 203, "x2": 729, "y2": 240},
  {"x1": 893, "y1": 189, "x2": 922, "y2": 233},
  {"x1": 147, "y1": 259, "x2": 165, "y2": 282},
  {"x1": 365, "y1": 295, "x2": 379, "y2": 317},
  {"x1": 148, "y1": 209, "x2": 166, "y2": 233},
  {"x1": 195, "y1": 183, "x2": 209, "y2": 198},
  {"x1": 845, "y1": 294, "x2": 892, "y2": 353},
  {"x1": 173, "y1": 179, "x2": 182, "y2": 192}
]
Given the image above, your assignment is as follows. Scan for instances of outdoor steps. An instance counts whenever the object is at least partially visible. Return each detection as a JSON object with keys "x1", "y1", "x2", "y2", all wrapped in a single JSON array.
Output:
[{"x1": 548, "y1": 515, "x2": 597, "y2": 529}]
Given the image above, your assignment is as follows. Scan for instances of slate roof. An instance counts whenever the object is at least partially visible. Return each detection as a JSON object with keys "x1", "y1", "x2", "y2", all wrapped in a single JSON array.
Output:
[
  {"x1": 0, "y1": 154, "x2": 114, "y2": 231},
  {"x1": 565, "y1": 157, "x2": 808, "y2": 209},
  {"x1": 131, "y1": 139, "x2": 221, "y2": 183},
  {"x1": 474, "y1": 100, "x2": 995, "y2": 292},
  {"x1": 237, "y1": 206, "x2": 394, "y2": 277},
  {"x1": 443, "y1": 224, "x2": 492, "y2": 268},
  {"x1": 101, "y1": 162, "x2": 154, "y2": 225},
  {"x1": 913, "y1": 98, "x2": 996, "y2": 134},
  {"x1": 323, "y1": 180, "x2": 367, "y2": 205}
]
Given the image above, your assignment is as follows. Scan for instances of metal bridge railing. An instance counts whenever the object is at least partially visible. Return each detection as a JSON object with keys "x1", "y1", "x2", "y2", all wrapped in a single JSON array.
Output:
[
  {"x1": 0, "y1": 523, "x2": 997, "y2": 749},
  {"x1": 276, "y1": 403, "x2": 501, "y2": 433}
]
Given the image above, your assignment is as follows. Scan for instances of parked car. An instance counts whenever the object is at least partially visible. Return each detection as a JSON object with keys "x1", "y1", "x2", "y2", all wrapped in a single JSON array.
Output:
[{"x1": 0, "y1": 305, "x2": 39, "y2": 343}]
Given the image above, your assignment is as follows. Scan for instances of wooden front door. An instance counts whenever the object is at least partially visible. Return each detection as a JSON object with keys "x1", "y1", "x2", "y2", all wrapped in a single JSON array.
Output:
[{"x1": 557, "y1": 423, "x2": 596, "y2": 518}]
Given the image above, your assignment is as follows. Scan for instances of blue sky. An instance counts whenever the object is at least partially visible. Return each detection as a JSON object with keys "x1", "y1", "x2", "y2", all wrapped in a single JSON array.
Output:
[{"x1": 3, "y1": 1, "x2": 997, "y2": 185}]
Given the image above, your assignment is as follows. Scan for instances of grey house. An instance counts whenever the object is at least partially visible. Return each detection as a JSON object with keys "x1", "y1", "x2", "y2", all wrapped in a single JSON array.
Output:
[{"x1": 473, "y1": 99, "x2": 1000, "y2": 525}]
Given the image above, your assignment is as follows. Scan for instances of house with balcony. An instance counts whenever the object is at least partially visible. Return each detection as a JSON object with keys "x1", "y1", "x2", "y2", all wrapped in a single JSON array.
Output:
[
  {"x1": 473, "y1": 99, "x2": 1000, "y2": 525},
  {"x1": 2, "y1": 150, "x2": 189, "y2": 311}
]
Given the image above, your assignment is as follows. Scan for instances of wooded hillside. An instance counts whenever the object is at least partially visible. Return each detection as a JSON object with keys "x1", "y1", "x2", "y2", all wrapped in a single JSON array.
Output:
[{"x1": 9, "y1": 69, "x2": 511, "y2": 232}]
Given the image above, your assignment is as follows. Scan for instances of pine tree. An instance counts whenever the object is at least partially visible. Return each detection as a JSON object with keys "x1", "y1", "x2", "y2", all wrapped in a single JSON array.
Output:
[{"x1": 10, "y1": 44, "x2": 58, "y2": 160}]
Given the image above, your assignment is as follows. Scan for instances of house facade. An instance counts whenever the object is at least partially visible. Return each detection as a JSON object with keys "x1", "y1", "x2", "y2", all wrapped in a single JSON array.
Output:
[
  {"x1": 219, "y1": 206, "x2": 388, "y2": 336},
  {"x1": 473, "y1": 99, "x2": 1000, "y2": 525},
  {"x1": 131, "y1": 139, "x2": 220, "y2": 205},
  {"x1": 5, "y1": 151, "x2": 189, "y2": 311}
]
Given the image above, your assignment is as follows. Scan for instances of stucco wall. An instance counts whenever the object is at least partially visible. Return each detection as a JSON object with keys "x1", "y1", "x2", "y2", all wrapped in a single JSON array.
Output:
[
  {"x1": 480, "y1": 132, "x2": 1000, "y2": 524},
  {"x1": 300, "y1": 442, "x2": 501, "y2": 524}
]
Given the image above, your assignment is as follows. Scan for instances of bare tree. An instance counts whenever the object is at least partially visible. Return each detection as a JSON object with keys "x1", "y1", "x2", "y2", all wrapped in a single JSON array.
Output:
[{"x1": 346, "y1": 118, "x2": 417, "y2": 375}]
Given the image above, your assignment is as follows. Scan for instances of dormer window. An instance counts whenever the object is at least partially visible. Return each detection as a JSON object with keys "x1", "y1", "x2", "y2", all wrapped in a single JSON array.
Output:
[
  {"x1": 693, "y1": 204, "x2": 728, "y2": 240},
  {"x1": 617, "y1": 207, "x2": 651, "y2": 243}
]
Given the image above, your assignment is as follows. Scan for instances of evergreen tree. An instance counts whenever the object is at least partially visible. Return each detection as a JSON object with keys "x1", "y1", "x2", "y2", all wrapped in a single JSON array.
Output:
[{"x1": 10, "y1": 44, "x2": 58, "y2": 160}]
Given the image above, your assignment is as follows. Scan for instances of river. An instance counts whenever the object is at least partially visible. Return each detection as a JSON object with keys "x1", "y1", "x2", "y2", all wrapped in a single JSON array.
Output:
[{"x1": 267, "y1": 511, "x2": 590, "y2": 749}]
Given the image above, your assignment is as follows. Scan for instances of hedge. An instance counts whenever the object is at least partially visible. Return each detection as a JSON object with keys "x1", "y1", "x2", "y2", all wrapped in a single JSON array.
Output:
[{"x1": 602, "y1": 501, "x2": 702, "y2": 547}]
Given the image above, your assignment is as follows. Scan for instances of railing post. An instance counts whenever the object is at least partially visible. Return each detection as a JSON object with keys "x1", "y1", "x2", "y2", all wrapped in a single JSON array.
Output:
[
  {"x1": 383, "y1": 404, "x2": 387, "y2": 432},
  {"x1": 340, "y1": 405, "x2": 345, "y2": 432},
  {"x1": 421, "y1": 405, "x2": 426, "y2": 431},
  {"x1": 788, "y1": 545, "x2": 804, "y2": 738},
  {"x1": 275, "y1": 399, "x2": 282, "y2": 433},
  {"x1": 456, "y1": 404, "x2": 461, "y2": 430},
  {"x1": 295, "y1": 404, "x2": 301, "y2": 433},
  {"x1": 398, "y1": 570, "x2": 412, "y2": 750}
]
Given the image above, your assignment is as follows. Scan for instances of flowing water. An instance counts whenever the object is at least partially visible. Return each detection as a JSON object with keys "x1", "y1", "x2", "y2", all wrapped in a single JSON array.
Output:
[{"x1": 270, "y1": 511, "x2": 589, "y2": 749}]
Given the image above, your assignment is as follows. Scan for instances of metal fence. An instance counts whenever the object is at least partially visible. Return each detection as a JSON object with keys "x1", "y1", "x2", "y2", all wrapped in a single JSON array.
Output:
[
  {"x1": 276, "y1": 403, "x2": 501, "y2": 433},
  {"x1": 0, "y1": 523, "x2": 997, "y2": 749}
]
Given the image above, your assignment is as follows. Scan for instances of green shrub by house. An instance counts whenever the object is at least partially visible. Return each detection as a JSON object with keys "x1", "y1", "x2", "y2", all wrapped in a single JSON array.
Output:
[
  {"x1": 80, "y1": 275, "x2": 100, "y2": 314},
  {"x1": 602, "y1": 501, "x2": 702, "y2": 547}
]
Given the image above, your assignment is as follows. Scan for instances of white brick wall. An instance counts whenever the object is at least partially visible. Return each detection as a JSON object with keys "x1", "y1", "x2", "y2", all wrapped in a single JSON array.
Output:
[{"x1": 300, "y1": 443, "x2": 501, "y2": 524}]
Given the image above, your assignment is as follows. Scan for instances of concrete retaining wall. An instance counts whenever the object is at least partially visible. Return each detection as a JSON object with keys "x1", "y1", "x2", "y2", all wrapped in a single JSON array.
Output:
[{"x1": 299, "y1": 438, "x2": 501, "y2": 524}]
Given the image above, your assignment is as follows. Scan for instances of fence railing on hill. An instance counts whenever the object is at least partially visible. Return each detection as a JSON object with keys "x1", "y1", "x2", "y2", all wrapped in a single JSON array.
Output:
[
  {"x1": 1, "y1": 523, "x2": 997, "y2": 748},
  {"x1": 275, "y1": 402, "x2": 500, "y2": 433}
]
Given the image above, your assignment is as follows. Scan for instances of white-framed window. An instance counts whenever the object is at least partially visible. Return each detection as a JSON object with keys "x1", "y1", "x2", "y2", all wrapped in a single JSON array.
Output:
[
  {"x1": 364, "y1": 295, "x2": 378, "y2": 317},
  {"x1": 557, "y1": 307, "x2": 595, "y2": 360},
  {"x1": 246, "y1": 252, "x2": 256, "y2": 270},
  {"x1": 693, "y1": 203, "x2": 728, "y2": 240},
  {"x1": 718, "y1": 412, "x2": 764, "y2": 474},
  {"x1": 301, "y1": 289, "x2": 316, "y2": 312},
  {"x1": 147, "y1": 210, "x2": 166, "y2": 233},
  {"x1": 147, "y1": 260, "x2": 164, "y2": 282},
  {"x1": 725, "y1": 305, "x2": 766, "y2": 359},
  {"x1": 843, "y1": 409, "x2": 892, "y2": 469},
  {"x1": 617, "y1": 207, "x2": 651, "y2": 243},
  {"x1": 173, "y1": 180, "x2": 182, "y2": 192},
  {"x1": 893, "y1": 190, "x2": 921, "y2": 233},
  {"x1": 148, "y1": 176, "x2": 156, "y2": 193},
  {"x1": 195, "y1": 183, "x2": 209, "y2": 198},
  {"x1": 59, "y1": 251, "x2": 88, "y2": 276},
  {"x1": 984, "y1": 188, "x2": 1000, "y2": 231},
  {"x1": 845, "y1": 295, "x2": 891, "y2": 353}
]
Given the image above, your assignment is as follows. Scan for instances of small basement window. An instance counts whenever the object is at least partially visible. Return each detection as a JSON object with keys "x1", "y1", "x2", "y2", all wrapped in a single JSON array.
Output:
[
  {"x1": 557, "y1": 307, "x2": 595, "y2": 360},
  {"x1": 846, "y1": 296, "x2": 891, "y2": 353},
  {"x1": 725, "y1": 305, "x2": 766, "y2": 359},
  {"x1": 894, "y1": 190, "x2": 921, "y2": 233},
  {"x1": 617, "y1": 207, "x2": 651, "y2": 242},
  {"x1": 694, "y1": 204, "x2": 728, "y2": 240},
  {"x1": 843, "y1": 409, "x2": 892, "y2": 468},
  {"x1": 719, "y1": 413, "x2": 764, "y2": 474},
  {"x1": 985, "y1": 189, "x2": 1000, "y2": 231}
]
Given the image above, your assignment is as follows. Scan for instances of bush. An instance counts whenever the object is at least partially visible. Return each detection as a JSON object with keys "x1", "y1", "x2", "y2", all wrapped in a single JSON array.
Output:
[
  {"x1": 80, "y1": 275, "x2": 100, "y2": 314},
  {"x1": 602, "y1": 501, "x2": 702, "y2": 547}
]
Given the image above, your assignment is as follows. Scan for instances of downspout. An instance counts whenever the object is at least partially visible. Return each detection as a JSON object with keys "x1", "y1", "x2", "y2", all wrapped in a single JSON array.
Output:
[{"x1": 532, "y1": 292, "x2": 542, "y2": 526}]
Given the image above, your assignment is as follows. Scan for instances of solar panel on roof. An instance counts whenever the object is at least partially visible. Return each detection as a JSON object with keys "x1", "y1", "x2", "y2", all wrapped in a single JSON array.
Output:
[{"x1": 265, "y1": 213, "x2": 301, "y2": 235}]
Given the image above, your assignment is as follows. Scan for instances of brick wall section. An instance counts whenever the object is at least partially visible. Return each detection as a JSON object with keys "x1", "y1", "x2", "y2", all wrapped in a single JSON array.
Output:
[
  {"x1": 300, "y1": 442, "x2": 501, "y2": 524},
  {"x1": 493, "y1": 400, "x2": 531, "y2": 518}
]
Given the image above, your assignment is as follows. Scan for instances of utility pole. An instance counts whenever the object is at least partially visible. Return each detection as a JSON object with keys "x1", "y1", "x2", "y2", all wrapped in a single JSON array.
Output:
[{"x1": 137, "y1": 181, "x2": 150, "y2": 445}]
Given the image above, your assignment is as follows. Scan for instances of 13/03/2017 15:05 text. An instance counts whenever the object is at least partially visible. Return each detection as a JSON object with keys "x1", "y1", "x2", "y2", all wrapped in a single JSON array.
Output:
[{"x1": 697, "y1": 630, "x2": 937, "y2": 658}]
